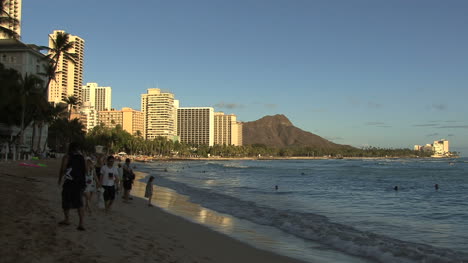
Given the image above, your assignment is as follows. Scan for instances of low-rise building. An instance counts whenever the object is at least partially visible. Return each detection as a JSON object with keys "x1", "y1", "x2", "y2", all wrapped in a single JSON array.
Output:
[
  {"x1": 0, "y1": 39, "x2": 50, "y2": 153},
  {"x1": 414, "y1": 140, "x2": 451, "y2": 157},
  {"x1": 72, "y1": 102, "x2": 99, "y2": 132},
  {"x1": 98, "y1": 107, "x2": 144, "y2": 135}
]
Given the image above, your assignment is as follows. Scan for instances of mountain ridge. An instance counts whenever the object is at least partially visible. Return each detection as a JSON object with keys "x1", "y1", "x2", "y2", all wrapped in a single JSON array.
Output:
[{"x1": 242, "y1": 114, "x2": 351, "y2": 149}]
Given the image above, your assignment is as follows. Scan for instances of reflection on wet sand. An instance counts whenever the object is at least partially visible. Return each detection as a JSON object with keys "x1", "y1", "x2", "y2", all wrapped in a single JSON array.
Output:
[
  {"x1": 132, "y1": 172, "x2": 371, "y2": 263},
  {"x1": 132, "y1": 175, "x2": 234, "y2": 231}
]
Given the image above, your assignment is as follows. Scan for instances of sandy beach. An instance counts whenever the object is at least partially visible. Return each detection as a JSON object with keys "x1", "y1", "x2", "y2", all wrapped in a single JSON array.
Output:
[{"x1": 0, "y1": 159, "x2": 305, "y2": 263}]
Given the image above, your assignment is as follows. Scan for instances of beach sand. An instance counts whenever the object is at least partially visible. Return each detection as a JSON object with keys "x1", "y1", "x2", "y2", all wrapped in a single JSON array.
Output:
[{"x1": 0, "y1": 159, "x2": 305, "y2": 263}]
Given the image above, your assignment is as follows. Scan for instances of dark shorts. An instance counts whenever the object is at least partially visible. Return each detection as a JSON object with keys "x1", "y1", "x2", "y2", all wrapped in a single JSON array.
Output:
[
  {"x1": 62, "y1": 186, "x2": 84, "y2": 210},
  {"x1": 123, "y1": 180, "x2": 132, "y2": 190},
  {"x1": 95, "y1": 167, "x2": 101, "y2": 178},
  {"x1": 102, "y1": 185, "x2": 116, "y2": 201}
]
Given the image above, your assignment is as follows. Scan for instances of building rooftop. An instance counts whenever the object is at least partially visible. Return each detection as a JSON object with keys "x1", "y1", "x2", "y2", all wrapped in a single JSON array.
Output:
[{"x1": 0, "y1": 39, "x2": 46, "y2": 57}]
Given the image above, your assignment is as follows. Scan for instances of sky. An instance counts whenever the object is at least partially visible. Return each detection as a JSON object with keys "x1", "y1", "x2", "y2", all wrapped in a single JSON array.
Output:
[{"x1": 20, "y1": 0, "x2": 468, "y2": 155}]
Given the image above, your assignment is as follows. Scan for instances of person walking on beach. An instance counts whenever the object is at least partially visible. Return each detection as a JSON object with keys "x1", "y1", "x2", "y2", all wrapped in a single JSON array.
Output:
[
  {"x1": 84, "y1": 157, "x2": 101, "y2": 214},
  {"x1": 100, "y1": 156, "x2": 120, "y2": 212},
  {"x1": 58, "y1": 142, "x2": 87, "y2": 231},
  {"x1": 95, "y1": 153, "x2": 105, "y2": 181},
  {"x1": 145, "y1": 176, "x2": 155, "y2": 207},
  {"x1": 117, "y1": 162, "x2": 123, "y2": 196},
  {"x1": 122, "y1": 158, "x2": 136, "y2": 202}
]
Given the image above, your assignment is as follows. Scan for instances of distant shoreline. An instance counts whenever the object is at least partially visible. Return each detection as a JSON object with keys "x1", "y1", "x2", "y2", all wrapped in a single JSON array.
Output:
[{"x1": 131, "y1": 156, "x2": 456, "y2": 162}]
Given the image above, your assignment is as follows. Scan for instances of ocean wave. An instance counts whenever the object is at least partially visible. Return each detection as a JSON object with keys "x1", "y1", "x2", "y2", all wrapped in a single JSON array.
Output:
[
  {"x1": 222, "y1": 163, "x2": 250, "y2": 169},
  {"x1": 148, "y1": 175, "x2": 468, "y2": 263}
]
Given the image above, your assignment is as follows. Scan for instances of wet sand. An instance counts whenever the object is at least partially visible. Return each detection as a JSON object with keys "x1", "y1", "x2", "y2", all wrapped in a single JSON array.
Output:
[{"x1": 0, "y1": 159, "x2": 305, "y2": 263}]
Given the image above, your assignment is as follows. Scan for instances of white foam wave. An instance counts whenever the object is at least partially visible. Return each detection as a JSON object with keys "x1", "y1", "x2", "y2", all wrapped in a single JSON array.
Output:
[{"x1": 149, "y1": 174, "x2": 468, "y2": 263}]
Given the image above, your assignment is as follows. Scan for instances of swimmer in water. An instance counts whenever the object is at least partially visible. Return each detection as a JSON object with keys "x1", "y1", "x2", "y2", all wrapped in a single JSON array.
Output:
[
  {"x1": 394, "y1": 186, "x2": 398, "y2": 191},
  {"x1": 435, "y1": 184, "x2": 439, "y2": 190},
  {"x1": 275, "y1": 185, "x2": 278, "y2": 191}
]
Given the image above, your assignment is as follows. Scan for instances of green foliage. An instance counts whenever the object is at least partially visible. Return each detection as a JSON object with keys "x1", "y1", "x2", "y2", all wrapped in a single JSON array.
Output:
[
  {"x1": 83, "y1": 126, "x2": 426, "y2": 158},
  {"x1": 48, "y1": 118, "x2": 86, "y2": 152},
  {"x1": 0, "y1": 63, "x2": 48, "y2": 146}
]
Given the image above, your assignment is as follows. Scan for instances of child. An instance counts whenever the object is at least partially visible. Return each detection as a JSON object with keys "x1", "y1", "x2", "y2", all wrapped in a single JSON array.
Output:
[
  {"x1": 145, "y1": 176, "x2": 155, "y2": 207},
  {"x1": 84, "y1": 157, "x2": 101, "y2": 214}
]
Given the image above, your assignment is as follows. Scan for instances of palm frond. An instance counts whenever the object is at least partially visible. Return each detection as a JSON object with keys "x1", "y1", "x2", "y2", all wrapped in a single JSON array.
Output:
[{"x1": 0, "y1": 0, "x2": 20, "y2": 39}]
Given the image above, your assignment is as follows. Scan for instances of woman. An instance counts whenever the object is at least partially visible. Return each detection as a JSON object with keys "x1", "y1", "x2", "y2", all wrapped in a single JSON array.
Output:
[
  {"x1": 84, "y1": 157, "x2": 101, "y2": 214},
  {"x1": 100, "y1": 156, "x2": 120, "y2": 213}
]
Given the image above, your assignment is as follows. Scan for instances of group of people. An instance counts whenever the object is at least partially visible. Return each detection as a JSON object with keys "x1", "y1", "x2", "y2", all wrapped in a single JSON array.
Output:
[{"x1": 57, "y1": 142, "x2": 154, "y2": 231}]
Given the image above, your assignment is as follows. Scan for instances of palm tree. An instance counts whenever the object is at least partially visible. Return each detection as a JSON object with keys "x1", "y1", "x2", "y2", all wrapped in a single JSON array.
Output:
[
  {"x1": 28, "y1": 87, "x2": 50, "y2": 152},
  {"x1": 0, "y1": 63, "x2": 22, "y2": 126},
  {"x1": 41, "y1": 31, "x2": 77, "y2": 90},
  {"x1": 35, "y1": 102, "x2": 67, "y2": 153},
  {"x1": 38, "y1": 62, "x2": 63, "y2": 97},
  {"x1": 17, "y1": 74, "x2": 44, "y2": 146},
  {"x1": 48, "y1": 118, "x2": 85, "y2": 152},
  {"x1": 0, "y1": 0, "x2": 20, "y2": 39},
  {"x1": 63, "y1": 95, "x2": 79, "y2": 120}
]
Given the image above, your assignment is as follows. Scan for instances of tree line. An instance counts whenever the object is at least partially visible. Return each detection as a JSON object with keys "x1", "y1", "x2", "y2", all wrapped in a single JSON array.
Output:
[{"x1": 70, "y1": 124, "x2": 430, "y2": 158}]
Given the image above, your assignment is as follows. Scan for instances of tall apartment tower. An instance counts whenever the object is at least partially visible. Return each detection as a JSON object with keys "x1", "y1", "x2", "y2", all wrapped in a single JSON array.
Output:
[
  {"x1": 0, "y1": 0, "x2": 22, "y2": 39},
  {"x1": 48, "y1": 30, "x2": 85, "y2": 105},
  {"x1": 82, "y1": 82, "x2": 112, "y2": 111},
  {"x1": 214, "y1": 112, "x2": 242, "y2": 146},
  {"x1": 141, "y1": 88, "x2": 178, "y2": 140},
  {"x1": 177, "y1": 107, "x2": 214, "y2": 146}
]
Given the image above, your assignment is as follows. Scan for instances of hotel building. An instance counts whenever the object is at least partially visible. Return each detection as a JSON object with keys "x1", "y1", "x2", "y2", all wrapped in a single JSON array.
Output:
[
  {"x1": 214, "y1": 112, "x2": 242, "y2": 146},
  {"x1": 82, "y1": 82, "x2": 112, "y2": 111},
  {"x1": 79, "y1": 102, "x2": 99, "y2": 132},
  {"x1": 0, "y1": 0, "x2": 22, "y2": 39},
  {"x1": 414, "y1": 139, "x2": 450, "y2": 157},
  {"x1": 0, "y1": 39, "x2": 49, "y2": 82},
  {"x1": 433, "y1": 139, "x2": 449, "y2": 156},
  {"x1": 141, "y1": 88, "x2": 178, "y2": 140},
  {"x1": 98, "y1": 107, "x2": 144, "y2": 135},
  {"x1": 48, "y1": 30, "x2": 85, "y2": 105},
  {"x1": 0, "y1": 38, "x2": 49, "y2": 151},
  {"x1": 177, "y1": 107, "x2": 214, "y2": 146}
]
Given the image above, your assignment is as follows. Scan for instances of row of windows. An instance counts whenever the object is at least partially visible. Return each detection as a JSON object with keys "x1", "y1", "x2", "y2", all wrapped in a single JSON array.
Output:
[{"x1": 0, "y1": 55, "x2": 17, "y2": 63}]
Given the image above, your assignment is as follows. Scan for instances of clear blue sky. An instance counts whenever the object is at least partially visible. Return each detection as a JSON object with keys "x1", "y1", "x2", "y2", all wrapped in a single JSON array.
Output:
[{"x1": 21, "y1": 0, "x2": 468, "y2": 155}]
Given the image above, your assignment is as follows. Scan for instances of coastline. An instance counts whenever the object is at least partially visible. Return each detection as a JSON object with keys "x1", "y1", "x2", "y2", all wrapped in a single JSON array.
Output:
[
  {"x1": 0, "y1": 159, "x2": 306, "y2": 263},
  {"x1": 134, "y1": 156, "x2": 446, "y2": 162},
  {"x1": 131, "y1": 171, "x2": 371, "y2": 263}
]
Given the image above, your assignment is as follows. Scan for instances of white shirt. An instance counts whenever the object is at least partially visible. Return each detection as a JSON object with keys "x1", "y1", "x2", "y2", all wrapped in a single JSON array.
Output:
[{"x1": 101, "y1": 165, "x2": 119, "y2": 186}]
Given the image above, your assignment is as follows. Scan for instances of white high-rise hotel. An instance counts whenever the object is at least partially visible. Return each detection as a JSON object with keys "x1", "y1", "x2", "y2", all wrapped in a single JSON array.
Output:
[
  {"x1": 141, "y1": 88, "x2": 242, "y2": 146},
  {"x1": 82, "y1": 82, "x2": 112, "y2": 111},
  {"x1": 141, "y1": 88, "x2": 178, "y2": 140},
  {"x1": 48, "y1": 30, "x2": 85, "y2": 104},
  {"x1": 0, "y1": 0, "x2": 22, "y2": 39}
]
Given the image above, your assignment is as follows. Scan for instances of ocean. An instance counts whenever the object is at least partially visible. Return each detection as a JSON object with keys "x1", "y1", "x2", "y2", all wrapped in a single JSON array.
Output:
[{"x1": 137, "y1": 158, "x2": 468, "y2": 263}]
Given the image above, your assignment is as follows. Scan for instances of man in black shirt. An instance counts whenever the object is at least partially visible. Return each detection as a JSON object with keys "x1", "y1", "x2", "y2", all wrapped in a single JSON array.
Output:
[{"x1": 58, "y1": 142, "x2": 86, "y2": 231}]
